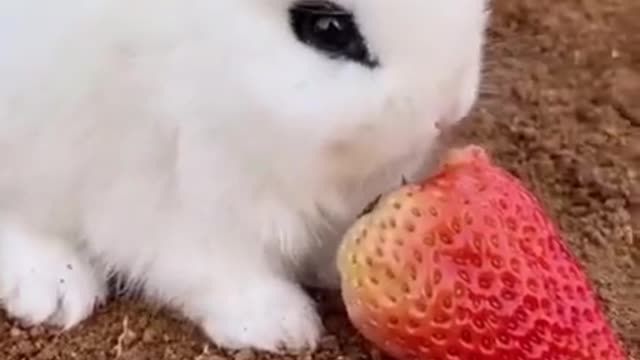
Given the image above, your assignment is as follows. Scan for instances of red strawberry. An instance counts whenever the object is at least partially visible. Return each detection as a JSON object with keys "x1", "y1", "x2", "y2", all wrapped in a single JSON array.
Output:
[{"x1": 337, "y1": 145, "x2": 626, "y2": 360}]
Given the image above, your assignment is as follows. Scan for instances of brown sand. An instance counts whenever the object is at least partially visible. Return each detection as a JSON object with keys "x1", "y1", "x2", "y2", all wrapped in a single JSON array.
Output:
[{"x1": 2, "y1": 0, "x2": 639, "y2": 358}]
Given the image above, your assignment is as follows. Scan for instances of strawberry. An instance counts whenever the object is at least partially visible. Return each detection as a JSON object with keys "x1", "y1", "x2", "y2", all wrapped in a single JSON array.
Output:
[{"x1": 337, "y1": 145, "x2": 626, "y2": 360}]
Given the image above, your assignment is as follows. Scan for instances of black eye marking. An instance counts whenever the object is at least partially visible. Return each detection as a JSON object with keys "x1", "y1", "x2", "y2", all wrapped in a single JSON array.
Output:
[{"x1": 289, "y1": 1, "x2": 379, "y2": 68}]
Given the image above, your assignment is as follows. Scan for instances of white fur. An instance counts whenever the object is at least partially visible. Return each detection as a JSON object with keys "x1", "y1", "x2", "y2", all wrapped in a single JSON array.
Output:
[{"x1": 0, "y1": 0, "x2": 488, "y2": 352}]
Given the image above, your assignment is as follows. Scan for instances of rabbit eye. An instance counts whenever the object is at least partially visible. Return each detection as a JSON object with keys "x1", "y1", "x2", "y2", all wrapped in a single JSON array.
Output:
[{"x1": 290, "y1": 1, "x2": 378, "y2": 68}]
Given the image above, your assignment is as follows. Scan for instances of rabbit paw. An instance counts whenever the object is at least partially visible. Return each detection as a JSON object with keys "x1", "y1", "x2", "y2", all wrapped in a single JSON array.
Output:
[
  {"x1": 199, "y1": 276, "x2": 322, "y2": 352},
  {"x1": 0, "y1": 224, "x2": 106, "y2": 328}
]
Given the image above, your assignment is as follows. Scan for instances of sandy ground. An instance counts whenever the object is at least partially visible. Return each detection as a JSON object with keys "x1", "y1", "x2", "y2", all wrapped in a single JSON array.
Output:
[{"x1": 2, "y1": 0, "x2": 639, "y2": 359}]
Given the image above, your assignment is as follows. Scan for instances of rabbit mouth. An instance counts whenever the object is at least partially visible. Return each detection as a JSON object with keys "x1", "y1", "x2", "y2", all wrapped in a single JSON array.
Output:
[
  {"x1": 357, "y1": 176, "x2": 408, "y2": 219},
  {"x1": 435, "y1": 118, "x2": 454, "y2": 131}
]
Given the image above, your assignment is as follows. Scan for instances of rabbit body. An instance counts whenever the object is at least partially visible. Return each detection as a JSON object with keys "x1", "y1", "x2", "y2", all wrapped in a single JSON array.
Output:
[{"x1": 0, "y1": 0, "x2": 488, "y2": 351}]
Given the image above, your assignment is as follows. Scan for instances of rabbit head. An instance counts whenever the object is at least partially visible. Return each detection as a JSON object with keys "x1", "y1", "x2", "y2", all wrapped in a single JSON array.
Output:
[
  {"x1": 180, "y1": 0, "x2": 488, "y2": 188},
  {"x1": 148, "y1": 0, "x2": 486, "y2": 214}
]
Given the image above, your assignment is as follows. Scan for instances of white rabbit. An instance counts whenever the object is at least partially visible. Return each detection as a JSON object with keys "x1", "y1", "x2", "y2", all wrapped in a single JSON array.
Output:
[{"x1": 0, "y1": 0, "x2": 488, "y2": 352}]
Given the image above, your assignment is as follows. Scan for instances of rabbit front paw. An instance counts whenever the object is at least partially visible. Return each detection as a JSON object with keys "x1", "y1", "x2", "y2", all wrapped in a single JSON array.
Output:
[
  {"x1": 198, "y1": 276, "x2": 322, "y2": 352},
  {"x1": 0, "y1": 224, "x2": 106, "y2": 328}
]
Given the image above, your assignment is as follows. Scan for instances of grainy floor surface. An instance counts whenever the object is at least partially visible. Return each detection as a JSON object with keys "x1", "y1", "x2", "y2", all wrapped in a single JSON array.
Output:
[{"x1": 2, "y1": 0, "x2": 639, "y2": 359}]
